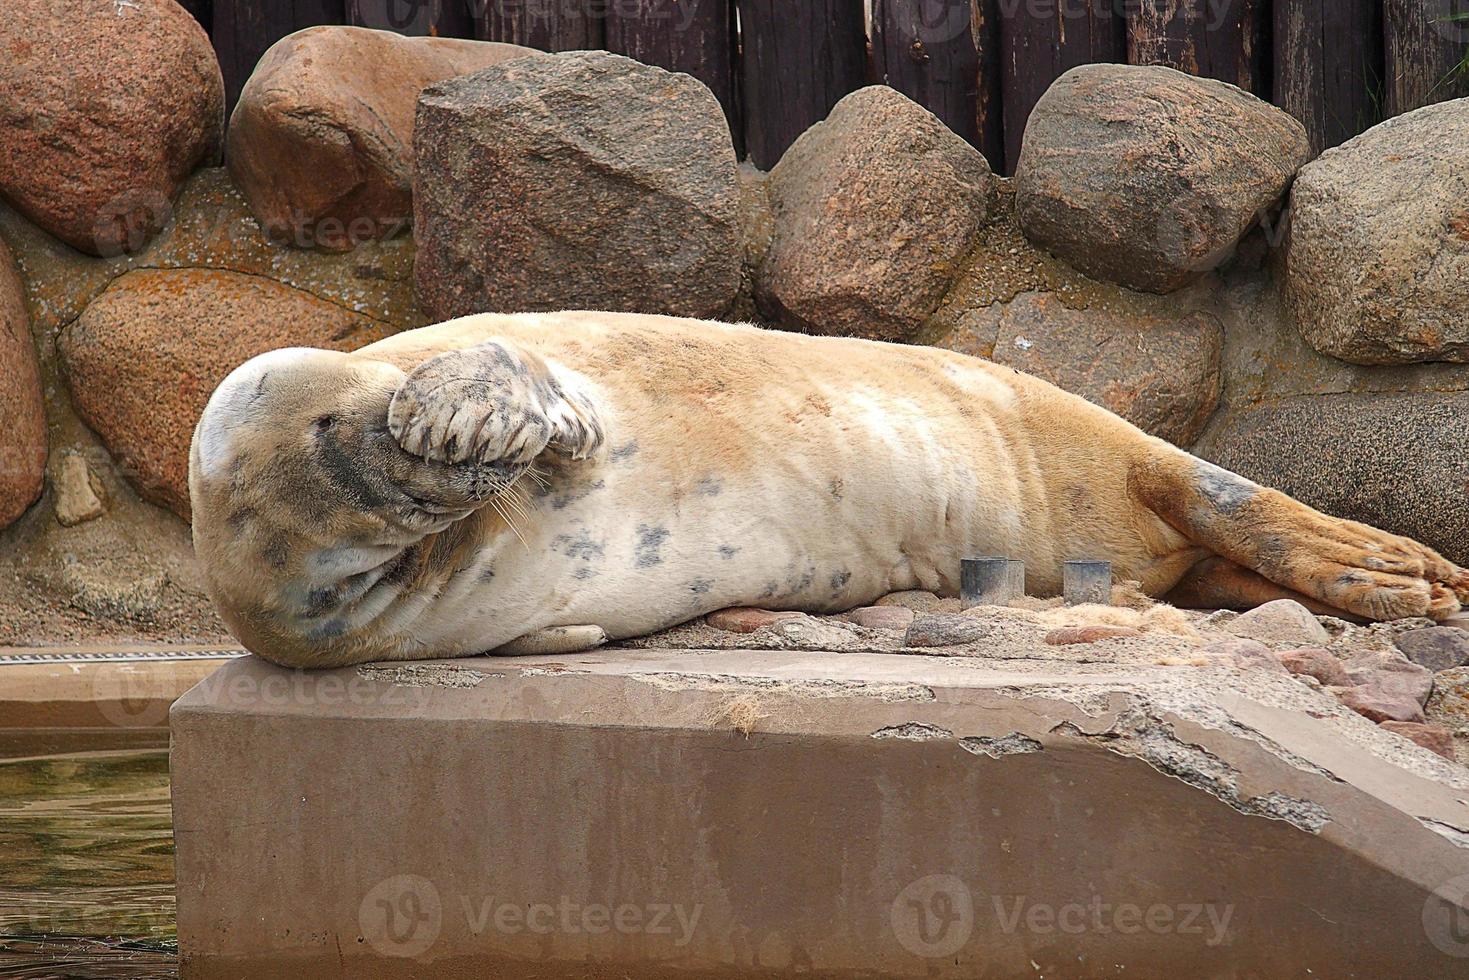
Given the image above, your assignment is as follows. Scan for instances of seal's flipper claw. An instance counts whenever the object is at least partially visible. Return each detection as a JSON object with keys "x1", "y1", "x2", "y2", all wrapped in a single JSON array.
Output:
[
  {"x1": 494, "y1": 625, "x2": 607, "y2": 656},
  {"x1": 388, "y1": 339, "x2": 606, "y2": 466}
]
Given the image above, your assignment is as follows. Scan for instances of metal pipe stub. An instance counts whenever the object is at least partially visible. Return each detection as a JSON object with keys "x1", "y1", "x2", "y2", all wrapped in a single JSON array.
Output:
[
  {"x1": 1063, "y1": 560, "x2": 1113, "y2": 606},
  {"x1": 961, "y1": 557, "x2": 1026, "y2": 608}
]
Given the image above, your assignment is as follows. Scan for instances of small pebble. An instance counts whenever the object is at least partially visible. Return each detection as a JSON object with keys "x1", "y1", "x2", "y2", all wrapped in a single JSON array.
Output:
[
  {"x1": 1336, "y1": 683, "x2": 1426, "y2": 724},
  {"x1": 706, "y1": 607, "x2": 805, "y2": 634},
  {"x1": 1277, "y1": 648, "x2": 1350, "y2": 688},
  {"x1": 848, "y1": 606, "x2": 915, "y2": 630},
  {"x1": 875, "y1": 590, "x2": 949, "y2": 613},
  {"x1": 905, "y1": 614, "x2": 991, "y2": 647},
  {"x1": 1344, "y1": 652, "x2": 1433, "y2": 706},
  {"x1": 54, "y1": 453, "x2": 106, "y2": 527},
  {"x1": 1198, "y1": 637, "x2": 1289, "y2": 673},
  {"x1": 1225, "y1": 599, "x2": 1330, "y2": 646}
]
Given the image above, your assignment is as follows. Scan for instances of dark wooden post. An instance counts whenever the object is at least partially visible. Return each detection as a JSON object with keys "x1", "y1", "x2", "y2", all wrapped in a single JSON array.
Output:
[
  {"x1": 735, "y1": 0, "x2": 868, "y2": 170},
  {"x1": 1125, "y1": 0, "x2": 1270, "y2": 95},
  {"x1": 604, "y1": 0, "x2": 741, "y2": 154},
  {"x1": 474, "y1": 0, "x2": 605, "y2": 50},
  {"x1": 871, "y1": 0, "x2": 1005, "y2": 173},
  {"x1": 1383, "y1": 0, "x2": 1469, "y2": 116},
  {"x1": 346, "y1": 0, "x2": 475, "y2": 37},
  {"x1": 998, "y1": 0, "x2": 1125, "y2": 176},
  {"x1": 1273, "y1": 0, "x2": 1383, "y2": 154},
  {"x1": 214, "y1": 0, "x2": 348, "y2": 116}
]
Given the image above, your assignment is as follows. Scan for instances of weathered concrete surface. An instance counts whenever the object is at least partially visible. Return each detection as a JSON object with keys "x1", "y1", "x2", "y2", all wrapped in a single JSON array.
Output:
[{"x1": 172, "y1": 649, "x2": 1469, "y2": 978}]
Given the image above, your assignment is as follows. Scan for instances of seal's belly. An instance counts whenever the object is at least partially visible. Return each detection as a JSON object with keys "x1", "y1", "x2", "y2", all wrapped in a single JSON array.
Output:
[{"x1": 417, "y1": 366, "x2": 1057, "y2": 647}]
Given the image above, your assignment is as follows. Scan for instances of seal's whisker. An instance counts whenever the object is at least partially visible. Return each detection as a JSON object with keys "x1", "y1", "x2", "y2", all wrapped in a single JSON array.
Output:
[
  {"x1": 489, "y1": 497, "x2": 530, "y2": 551},
  {"x1": 498, "y1": 491, "x2": 531, "y2": 524}
]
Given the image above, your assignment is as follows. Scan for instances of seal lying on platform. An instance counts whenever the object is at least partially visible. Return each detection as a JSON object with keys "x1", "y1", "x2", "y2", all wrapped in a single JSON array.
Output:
[{"x1": 189, "y1": 311, "x2": 1469, "y2": 668}]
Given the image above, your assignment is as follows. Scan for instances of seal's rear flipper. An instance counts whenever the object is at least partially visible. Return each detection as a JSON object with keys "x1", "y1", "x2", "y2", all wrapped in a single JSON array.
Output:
[
  {"x1": 1130, "y1": 449, "x2": 1469, "y2": 621},
  {"x1": 495, "y1": 625, "x2": 608, "y2": 656}
]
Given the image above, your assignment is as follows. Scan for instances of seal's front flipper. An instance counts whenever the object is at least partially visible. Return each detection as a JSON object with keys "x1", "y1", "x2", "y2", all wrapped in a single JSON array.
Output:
[
  {"x1": 495, "y1": 625, "x2": 608, "y2": 656},
  {"x1": 387, "y1": 339, "x2": 606, "y2": 466}
]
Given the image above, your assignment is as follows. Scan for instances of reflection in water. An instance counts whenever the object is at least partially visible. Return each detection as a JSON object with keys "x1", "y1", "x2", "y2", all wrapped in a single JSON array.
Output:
[{"x1": 0, "y1": 749, "x2": 177, "y2": 979}]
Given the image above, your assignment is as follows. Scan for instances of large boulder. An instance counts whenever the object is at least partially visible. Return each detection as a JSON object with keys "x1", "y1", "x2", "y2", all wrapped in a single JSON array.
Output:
[
  {"x1": 1287, "y1": 99, "x2": 1469, "y2": 365},
  {"x1": 0, "y1": 0, "x2": 224, "y2": 256},
  {"x1": 1015, "y1": 65, "x2": 1310, "y2": 293},
  {"x1": 414, "y1": 51, "x2": 740, "y2": 321},
  {"x1": 757, "y1": 86, "x2": 993, "y2": 342},
  {"x1": 986, "y1": 294, "x2": 1221, "y2": 446},
  {"x1": 59, "y1": 269, "x2": 395, "y2": 518},
  {"x1": 0, "y1": 237, "x2": 46, "y2": 530},
  {"x1": 0, "y1": 168, "x2": 427, "y2": 340},
  {"x1": 1199, "y1": 391, "x2": 1469, "y2": 565},
  {"x1": 227, "y1": 27, "x2": 536, "y2": 253},
  {"x1": 921, "y1": 186, "x2": 1224, "y2": 447}
]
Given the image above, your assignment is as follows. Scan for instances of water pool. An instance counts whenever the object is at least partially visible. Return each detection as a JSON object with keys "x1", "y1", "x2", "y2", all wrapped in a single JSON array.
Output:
[{"x1": 0, "y1": 737, "x2": 177, "y2": 979}]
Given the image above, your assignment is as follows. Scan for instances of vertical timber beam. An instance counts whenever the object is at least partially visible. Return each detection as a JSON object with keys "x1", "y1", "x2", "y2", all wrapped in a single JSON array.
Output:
[
  {"x1": 872, "y1": 0, "x2": 1005, "y2": 173},
  {"x1": 474, "y1": 0, "x2": 606, "y2": 50},
  {"x1": 736, "y1": 0, "x2": 868, "y2": 170},
  {"x1": 1273, "y1": 0, "x2": 1383, "y2": 153},
  {"x1": 1383, "y1": 0, "x2": 1469, "y2": 116},
  {"x1": 999, "y1": 0, "x2": 1125, "y2": 175},
  {"x1": 1126, "y1": 0, "x2": 1270, "y2": 96}
]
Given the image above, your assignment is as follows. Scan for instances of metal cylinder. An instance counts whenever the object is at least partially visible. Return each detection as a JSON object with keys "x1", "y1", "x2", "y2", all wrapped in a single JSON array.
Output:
[
  {"x1": 1063, "y1": 560, "x2": 1113, "y2": 606},
  {"x1": 961, "y1": 557, "x2": 1025, "y2": 609}
]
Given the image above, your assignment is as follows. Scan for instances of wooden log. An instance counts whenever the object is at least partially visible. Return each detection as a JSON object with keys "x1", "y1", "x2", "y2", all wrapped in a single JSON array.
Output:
[
  {"x1": 214, "y1": 0, "x2": 347, "y2": 116},
  {"x1": 871, "y1": 0, "x2": 1004, "y2": 173},
  {"x1": 604, "y1": 0, "x2": 740, "y2": 153},
  {"x1": 1384, "y1": 0, "x2": 1469, "y2": 116},
  {"x1": 346, "y1": 0, "x2": 475, "y2": 37},
  {"x1": 1273, "y1": 0, "x2": 1383, "y2": 154},
  {"x1": 736, "y1": 0, "x2": 868, "y2": 170},
  {"x1": 474, "y1": 0, "x2": 604, "y2": 50},
  {"x1": 1126, "y1": 0, "x2": 1270, "y2": 95},
  {"x1": 998, "y1": 0, "x2": 1125, "y2": 175}
]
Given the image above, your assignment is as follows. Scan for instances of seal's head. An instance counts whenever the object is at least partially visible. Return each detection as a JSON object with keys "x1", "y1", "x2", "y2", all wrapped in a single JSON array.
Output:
[{"x1": 188, "y1": 347, "x2": 516, "y2": 665}]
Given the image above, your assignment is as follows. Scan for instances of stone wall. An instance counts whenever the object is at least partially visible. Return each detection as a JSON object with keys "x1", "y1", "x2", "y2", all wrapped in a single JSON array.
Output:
[{"x1": 1, "y1": 5, "x2": 1466, "y2": 640}]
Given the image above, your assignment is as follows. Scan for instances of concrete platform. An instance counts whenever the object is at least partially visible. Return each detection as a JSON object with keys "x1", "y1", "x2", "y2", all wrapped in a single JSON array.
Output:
[{"x1": 170, "y1": 648, "x2": 1469, "y2": 978}]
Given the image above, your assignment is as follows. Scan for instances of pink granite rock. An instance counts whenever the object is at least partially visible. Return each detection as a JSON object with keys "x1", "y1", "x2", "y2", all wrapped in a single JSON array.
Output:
[
  {"x1": 1336, "y1": 684, "x2": 1426, "y2": 724},
  {"x1": 706, "y1": 607, "x2": 806, "y2": 634},
  {"x1": 1378, "y1": 720, "x2": 1455, "y2": 760},
  {"x1": 1277, "y1": 648, "x2": 1351, "y2": 688}
]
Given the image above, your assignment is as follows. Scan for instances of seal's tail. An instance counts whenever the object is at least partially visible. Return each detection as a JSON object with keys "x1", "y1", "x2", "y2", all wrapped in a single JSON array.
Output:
[{"x1": 1128, "y1": 443, "x2": 1468, "y2": 621}]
